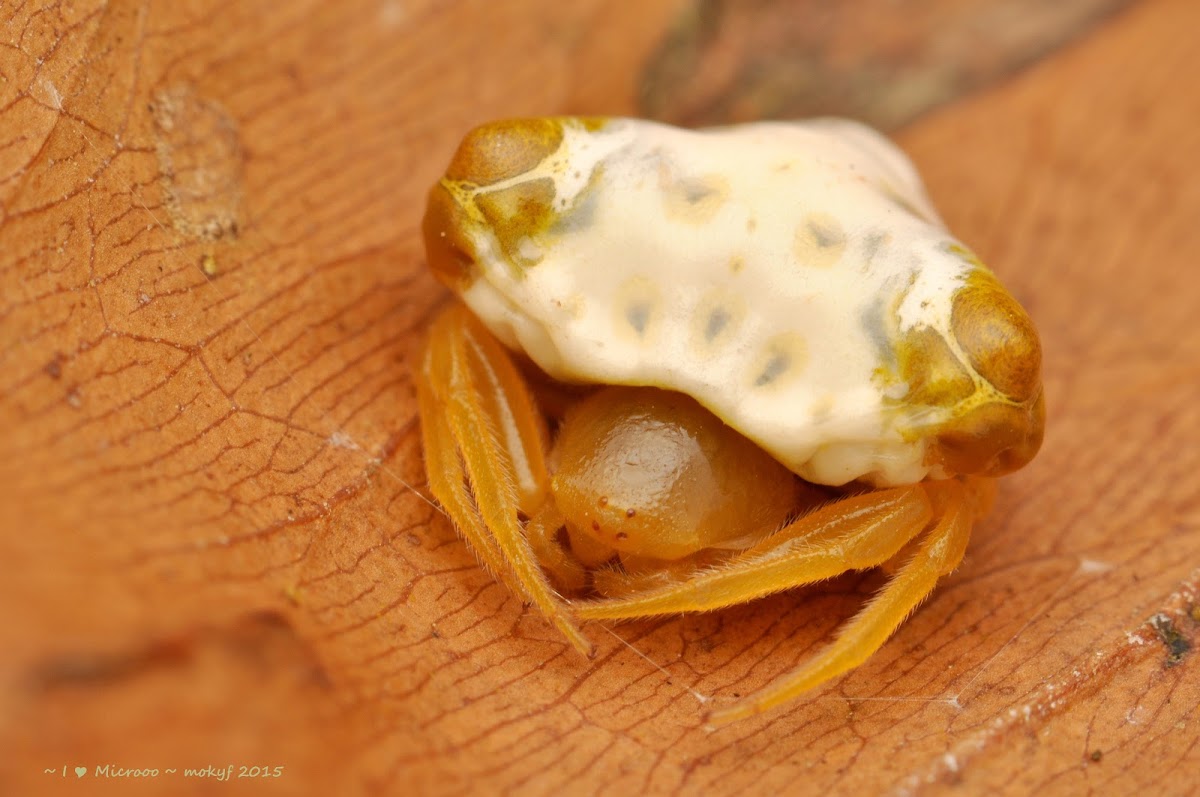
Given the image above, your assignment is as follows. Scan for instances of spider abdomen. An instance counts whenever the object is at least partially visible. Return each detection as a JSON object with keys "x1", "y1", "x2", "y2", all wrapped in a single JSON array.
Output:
[{"x1": 551, "y1": 386, "x2": 799, "y2": 562}]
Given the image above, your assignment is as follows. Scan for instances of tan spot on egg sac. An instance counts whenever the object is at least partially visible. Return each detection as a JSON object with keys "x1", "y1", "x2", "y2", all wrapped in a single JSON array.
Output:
[
  {"x1": 660, "y1": 168, "x2": 730, "y2": 225},
  {"x1": 794, "y1": 212, "x2": 847, "y2": 269},
  {"x1": 810, "y1": 394, "x2": 835, "y2": 423},
  {"x1": 614, "y1": 277, "x2": 663, "y2": 342},
  {"x1": 561, "y1": 293, "x2": 586, "y2": 319},
  {"x1": 749, "y1": 332, "x2": 809, "y2": 389},
  {"x1": 691, "y1": 292, "x2": 745, "y2": 353}
]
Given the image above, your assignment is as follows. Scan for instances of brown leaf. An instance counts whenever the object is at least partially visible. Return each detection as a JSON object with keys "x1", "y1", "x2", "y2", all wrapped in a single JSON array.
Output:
[{"x1": 2, "y1": 1, "x2": 1198, "y2": 796}]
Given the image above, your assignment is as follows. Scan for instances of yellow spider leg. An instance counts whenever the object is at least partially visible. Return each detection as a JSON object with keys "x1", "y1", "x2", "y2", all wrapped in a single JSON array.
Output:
[
  {"x1": 575, "y1": 486, "x2": 933, "y2": 619},
  {"x1": 448, "y1": 305, "x2": 551, "y2": 514},
  {"x1": 708, "y1": 479, "x2": 977, "y2": 725},
  {"x1": 591, "y1": 549, "x2": 734, "y2": 599},
  {"x1": 421, "y1": 305, "x2": 592, "y2": 657},
  {"x1": 526, "y1": 503, "x2": 587, "y2": 595},
  {"x1": 416, "y1": 364, "x2": 520, "y2": 596}
]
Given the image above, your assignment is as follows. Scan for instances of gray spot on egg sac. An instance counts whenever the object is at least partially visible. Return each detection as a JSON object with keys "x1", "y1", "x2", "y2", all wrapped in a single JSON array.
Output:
[
  {"x1": 549, "y1": 183, "x2": 599, "y2": 234},
  {"x1": 679, "y1": 177, "x2": 717, "y2": 204},
  {"x1": 754, "y1": 352, "x2": 790, "y2": 386},
  {"x1": 860, "y1": 293, "x2": 893, "y2": 365},
  {"x1": 626, "y1": 302, "x2": 651, "y2": 335},
  {"x1": 859, "y1": 231, "x2": 889, "y2": 273},
  {"x1": 809, "y1": 216, "x2": 845, "y2": 249},
  {"x1": 705, "y1": 307, "x2": 730, "y2": 341}
]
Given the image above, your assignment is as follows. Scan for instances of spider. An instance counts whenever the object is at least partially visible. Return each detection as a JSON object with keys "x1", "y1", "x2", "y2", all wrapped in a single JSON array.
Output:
[{"x1": 416, "y1": 117, "x2": 1044, "y2": 724}]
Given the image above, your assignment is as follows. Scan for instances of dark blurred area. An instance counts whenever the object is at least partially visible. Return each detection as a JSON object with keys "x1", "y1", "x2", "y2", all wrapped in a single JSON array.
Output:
[{"x1": 641, "y1": 0, "x2": 1128, "y2": 128}]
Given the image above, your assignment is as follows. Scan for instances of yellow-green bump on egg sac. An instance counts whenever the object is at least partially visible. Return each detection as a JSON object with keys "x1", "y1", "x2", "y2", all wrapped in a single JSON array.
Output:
[
  {"x1": 952, "y1": 268, "x2": 1043, "y2": 403},
  {"x1": 425, "y1": 117, "x2": 1045, "y2": 488},
  {"x1": 886, "y1": 258, "x2": 1044, "y2": 478},
  {"x1": 445, "y1": 118, "x2": 566, "y2": 185},
  {"x1": 423, "y1": 182, "x2": 478, "y2": 292},
  {"x1": 933, "y1": 267, "x2": 1044, "y2": 476},
  {"x1": 423, "y1": 118, "x2": 580, "y2": 289}
]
